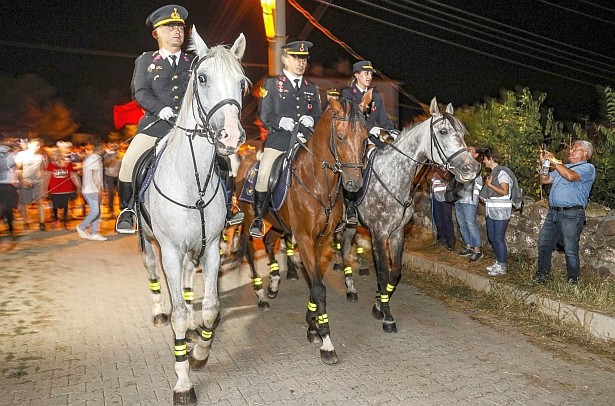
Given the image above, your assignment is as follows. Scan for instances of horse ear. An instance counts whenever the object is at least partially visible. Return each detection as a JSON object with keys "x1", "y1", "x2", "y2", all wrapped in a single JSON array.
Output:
[
  {"x1": 328, "y1": 97, "x2": 343, "y2": 115},
  {"x1": 445, "y1": 103, "x2": 454, "y2": 115},
  {"x1": 429, "y1": 97, "x2": 440, "y2": 116},
  {"x1": 190, "y1": 26, "x2": 209, "y2": 56},
  {"x1": 359, "y1": 88, "x2": 373, "y2": 113},
  {"x1": 230, "y1": 33, "x2": 246, "y2": 60}
]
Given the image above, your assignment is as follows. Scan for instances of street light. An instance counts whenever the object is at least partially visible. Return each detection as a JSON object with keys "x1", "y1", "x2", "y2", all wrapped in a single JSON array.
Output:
[
  {"x1": 260, "y1": 0, "x2": 275, "y2": 39},
  {"x1": 260, "y1": 0, "x2": 285, "y2": 76}
]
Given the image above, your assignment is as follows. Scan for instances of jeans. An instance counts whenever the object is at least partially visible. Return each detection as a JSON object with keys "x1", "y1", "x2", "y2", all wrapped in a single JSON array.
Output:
[
  {"x1": 486, "y1": 216, "x2": 509, "y2": 264},
  {"x1": 455, "y1": 202, "x2": 481, "y2": 248},
  {"x1": 431, "y1": 196, "x2": 456, "y2": 249},
  {"x1": 79, "y1": 192, "x2": 101, "y2": 234},
  {"x1": 537, "y1": 208, "x2": 586, "y2": 279},
  {"x1": 104, "y1": 175, "x2": 118, "y2": 211}
]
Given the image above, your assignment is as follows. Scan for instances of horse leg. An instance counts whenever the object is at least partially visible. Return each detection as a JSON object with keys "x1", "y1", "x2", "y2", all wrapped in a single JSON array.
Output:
[
  {"x1": 188, "y1": 242, "x2": 221, "y2": 372},
  {"x1": 331, "y1": 230, "x2": 343, "y2": 272},
  {"x1": 159, "y1": 246, "x2": 196, "y2": 405},
  {"x1": 381, "y1": 229, "x2": 405, "y2": 333},
  {"x1": 243, "y1": 231, "x2": 269, "y2": 311},
  {"x1": 182, "y1": 257, "x2": 199, "y2": 342},
  {"x1": 299, "y1": 238, "x2": 338, "y2": 364},
  {"x1": 284, "y1": 234, "x2": 300, "y2": 280},
  {"x1": 264, "y1": 230, "x2": 281, "y2": 299},
  {"x1": 341, "y1": 227, "x2": 358, "y2": 302},
  {"x1": 142, "y1": 240, "x2": 169, "y2": 327},
  {"x1": 355, "y1": 234, "x2": 370, "y2": 276},
  {"x1": 372, "y1": 232, "x2": 397, "y2": 333},
  {"x1": 370, "y1": 233, "x2": 387, "y2": 322}
]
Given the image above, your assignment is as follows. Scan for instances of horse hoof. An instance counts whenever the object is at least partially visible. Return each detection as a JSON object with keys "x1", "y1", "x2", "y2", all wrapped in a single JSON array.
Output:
[
  {"x1": 371, "y1": 304, "x2": 384, "y2": 320},
  {"x1": 286, "y1": 270, "x2": 299, "y2": 280},
  {"x1": 359, "y1": 267, "x2": 369, "y2": 276},
  {"x1": 258, "y1": 301, "x2": 270, "y2": 311},
  {"x1": 383, "y1": 321, "x2": 397, "y2": 333},
  {"x1": 332, "y1": 263, "x2": 342, "y2": 272},
  {"x1": 346, "y1": 292, "x2": 358, "y2": 303},
  {"x1": 267, "y1": 288, "x2": 278, "y2": 299},
  {"x1": 173, "y1": 387, "x2": 197, "y2": 406},
  {"x1": 320, "y1": 349, "x2": 338, "y2": 364},
  {"x1": 153, "y1": 313, "x2": 169, "y2": 327},
  {"x1": 188, "y1": 349, "x2": 209, "y2": 371},
  {"x1": 185, "y1": 328, "x2": 199, "y2": 342},
  {"x1": 307, "y1": 330, "x2": 322, "y2": 344}
]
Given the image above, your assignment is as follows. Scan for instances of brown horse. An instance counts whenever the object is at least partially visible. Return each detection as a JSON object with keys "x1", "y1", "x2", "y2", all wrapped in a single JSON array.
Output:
[{"x1": 236, "y1": 91, "x2": 372, "y2": 363}]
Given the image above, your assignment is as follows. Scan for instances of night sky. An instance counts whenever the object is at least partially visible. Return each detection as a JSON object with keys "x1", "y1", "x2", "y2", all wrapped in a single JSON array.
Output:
[{"x1": 1, "y1": 0, "x2": 614, "y2": 132}]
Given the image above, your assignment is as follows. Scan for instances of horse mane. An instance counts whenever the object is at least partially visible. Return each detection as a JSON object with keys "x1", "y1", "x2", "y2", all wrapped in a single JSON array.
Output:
[{"x1": 338, "y1": 97, "x2": 367, "y2": 130}]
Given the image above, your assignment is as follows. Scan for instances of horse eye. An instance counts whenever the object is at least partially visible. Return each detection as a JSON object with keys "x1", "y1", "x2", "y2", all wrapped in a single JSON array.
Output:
[
  {"x1": 439, "y1": 128, "x2": 448, "y2": 135},
  {"x1": 198, "y1": 75, "x2": 207, "y2": 84},
  {"x1": 240, "y1": 80, "x2": 246, "y2": 92}
]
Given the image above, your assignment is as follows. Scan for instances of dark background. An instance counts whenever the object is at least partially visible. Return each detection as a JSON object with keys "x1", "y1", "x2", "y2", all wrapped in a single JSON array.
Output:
[{"x1": 1, "y1": 0, "x2": 613, "y2": 133}]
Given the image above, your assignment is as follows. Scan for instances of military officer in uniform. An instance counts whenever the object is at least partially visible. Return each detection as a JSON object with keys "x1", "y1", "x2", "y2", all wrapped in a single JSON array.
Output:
[
  {"x1": 340, "y1": 60, "x2": 397, "y2": 225},
  {"x1": 249, "y1": 41, "x2": 323, "y2": 238},
  {"x1": 116, "y1": 5, "x2": 194, "y2": 233}
]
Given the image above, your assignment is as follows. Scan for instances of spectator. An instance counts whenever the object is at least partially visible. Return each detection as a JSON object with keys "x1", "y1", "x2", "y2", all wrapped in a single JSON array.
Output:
[
  {"x1": 46, "y1": 148, "x2": 78, "y2": 230},
  {"x1": 0, "y1": 140, "x2": 19, "y2": 237},
  {"x1": 455, "y1": 146, "x2": 484, "y2": 262},
  {"x1": 533, "y1": 140, "x2": 596, "y2": 284},
  {"x1": 103, "y1": 143, "x2": 121, "y2": 218},
  {"x1": 479, "y1": 148, "x2": 517, "y2": 276},
  {"x1": 430, "y1": 167, "x2": 456, "y2": 251},
  {"x1": 15, "y1": 138, "x2": 47, "y2": 231},
  {"x1": 76, "y1": 142, "x2": 107, "y2": 241}
]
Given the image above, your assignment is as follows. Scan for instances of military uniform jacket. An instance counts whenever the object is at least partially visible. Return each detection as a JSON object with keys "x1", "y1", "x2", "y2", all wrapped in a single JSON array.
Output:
[
  {"x1": 260, "y1": 74, "x2": 322, "y2": 151},
  {"x1": 131, "y1": 50, "x2": 195, "y2": 138},
  {"x1": 341, "y1": 85, "x2": 394, "y2": 131}
]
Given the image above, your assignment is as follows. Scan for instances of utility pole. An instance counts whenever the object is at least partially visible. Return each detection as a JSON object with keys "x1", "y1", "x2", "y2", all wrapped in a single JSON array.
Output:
[{"x1": 261, "y1": 0, "x2": 286, "y2": 76}]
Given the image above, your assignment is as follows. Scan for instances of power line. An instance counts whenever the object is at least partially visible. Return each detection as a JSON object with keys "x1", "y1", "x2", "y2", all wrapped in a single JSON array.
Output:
[
  {"x1": 312, "y1": 0, "x2": 603, "y2": 87},
  {"x1": 576, "y1": 0, "x2": 615, "y2": 13},
  {"x1": 353, "y1": 0, "x2": 614, "y2": 82},
  {"x1": 533, "y1": 0, "x2": 615, "y2": 25}
]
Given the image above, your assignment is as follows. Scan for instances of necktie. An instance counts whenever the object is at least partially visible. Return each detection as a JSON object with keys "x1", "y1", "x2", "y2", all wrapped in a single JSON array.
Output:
[
  {"x1": 294, "y1": 79, "x2": 300, "y2": 90},
  {"x1": 170, "y1": 55, "x2": 177, "y2": 71}
]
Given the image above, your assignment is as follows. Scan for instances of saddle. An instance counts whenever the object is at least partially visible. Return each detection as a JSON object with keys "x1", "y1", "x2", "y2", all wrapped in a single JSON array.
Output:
[{"x1": 238, "y1": 144, "x2": 300, "y2": 211}]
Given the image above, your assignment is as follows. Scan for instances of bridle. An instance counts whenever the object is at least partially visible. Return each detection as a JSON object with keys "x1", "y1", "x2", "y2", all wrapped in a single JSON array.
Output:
[{"x1": 428, "y1": 114, "x2": 468, "y2": 172}]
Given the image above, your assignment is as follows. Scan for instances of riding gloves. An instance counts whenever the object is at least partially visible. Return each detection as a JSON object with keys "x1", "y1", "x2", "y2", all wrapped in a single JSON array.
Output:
[{"x1": 279, "y1": 117, "x2": 295, "y2": 131}]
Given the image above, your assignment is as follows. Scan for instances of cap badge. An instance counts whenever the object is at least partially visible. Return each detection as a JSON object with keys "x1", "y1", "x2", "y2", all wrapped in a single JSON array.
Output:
[{"x1": 171, "y1": 8, "x2": 181, "y2": 19}]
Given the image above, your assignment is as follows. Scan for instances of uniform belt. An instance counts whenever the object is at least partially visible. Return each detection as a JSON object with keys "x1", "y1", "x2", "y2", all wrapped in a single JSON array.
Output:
[{"x1": 550, "y1": 205, "x2": 584, "y2": 212}]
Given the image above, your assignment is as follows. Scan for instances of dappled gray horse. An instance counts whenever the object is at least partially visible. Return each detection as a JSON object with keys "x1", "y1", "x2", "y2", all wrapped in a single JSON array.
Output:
[
  {"x1": 139, "y1": 28, "x2": 248, "y2": 405},
  {"x1": 338, "y1": 98, "x2": 481, "y2": 333}
]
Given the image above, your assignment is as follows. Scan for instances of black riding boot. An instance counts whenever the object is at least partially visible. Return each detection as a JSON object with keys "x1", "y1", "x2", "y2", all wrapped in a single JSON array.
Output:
[
  {"x1": 225, "y1": 176, "x2": 244, "y2": 227},
  {"x1": 345, "y1": 191, "x2": 358, "y2": 226},
  {"x1": 249, "y1": 191, "x2": 269, "y2": 238},
  {"x1": 116, "y1": 181, "x2": 135, "y2": 233}
]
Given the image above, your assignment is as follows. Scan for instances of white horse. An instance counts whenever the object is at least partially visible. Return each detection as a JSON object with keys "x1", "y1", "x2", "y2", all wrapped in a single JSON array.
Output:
[{"x1": 139, "y1": 28, "x2": 247, "y2": 405}]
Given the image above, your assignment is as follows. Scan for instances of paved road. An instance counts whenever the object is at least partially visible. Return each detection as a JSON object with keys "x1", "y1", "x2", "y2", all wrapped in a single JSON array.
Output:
[{"x1": 1, "y1": 223, "x2": 614, "y2": 405}]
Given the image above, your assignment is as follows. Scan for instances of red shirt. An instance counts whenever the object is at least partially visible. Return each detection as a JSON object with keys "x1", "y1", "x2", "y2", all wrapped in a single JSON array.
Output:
[{"x1": 46, "y1": 162, "x2": 76, "y2": 194}]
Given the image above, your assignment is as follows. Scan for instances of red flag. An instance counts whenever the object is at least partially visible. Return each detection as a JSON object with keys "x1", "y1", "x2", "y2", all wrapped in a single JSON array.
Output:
[{"x1": 113, "y1": 100, "x2": 144, "y2": 129}]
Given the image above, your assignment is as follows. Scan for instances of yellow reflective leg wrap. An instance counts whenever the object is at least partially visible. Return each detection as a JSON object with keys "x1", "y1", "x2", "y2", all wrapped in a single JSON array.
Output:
[
  {"x1": 196, "y1": 326, "x2": 214, "y2": 342},
  {"x1": 174, "y1": 339, "x2": 187, "y2": 362},
  {"x1": 307, "y1": 301, "x2": 318, "y2": 312},
  {"x1": 183, "y1": 288, "x2": 195, "y2": 304},
  {"x1": 286, "y1": 248, "x2": 294, "y2": 256},
  {"x1": 317, "y1": 314, "x2": 329, "y2": 325},
  {"x1": 287, "y1": 242, "x2": 295, "y2": 250},
  {"x1": 253, "y1": 277, "x2": 263, "y2": 289},
  {"x1": 269, "y1": 262, "x2": 280, "y2": 273},
  {"x1": 149, "y1": 279, "x2": 161, "y2": 294},
  {"x1": 386, "y1": 283, "x2": 395, "y2": 294},
  {"x1": 344, "y1": 266, "x2": 353, "y2": 276},
  {"x1": 334, "y1": 242, "x2": 341, "y2": 250},
  {"x1": 356, "y1": 247, "x2": 364, "y2": 255},
  {"x1": 380, "y1": 294, "x2": 390, "y2": 303}
]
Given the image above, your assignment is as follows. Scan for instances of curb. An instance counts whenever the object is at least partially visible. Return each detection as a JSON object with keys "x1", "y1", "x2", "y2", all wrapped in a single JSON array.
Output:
[{"x1": 403, "y1": 252, "x2": 615, "y2": 341}]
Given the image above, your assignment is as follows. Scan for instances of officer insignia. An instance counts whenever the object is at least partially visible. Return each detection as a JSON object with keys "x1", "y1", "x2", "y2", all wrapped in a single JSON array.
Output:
[
  {"x1": 299, "y1": 43, "x2": 305, "y2": 52},
  {"x1": 148, "y1": 64, "x2": 156, "y2": 72},
  {"x1": 170, "y1": 8, "x2": 181, "y2": 19},
  {"x1": 260, "y1": 87, "x2": 268, "y2": 98}
]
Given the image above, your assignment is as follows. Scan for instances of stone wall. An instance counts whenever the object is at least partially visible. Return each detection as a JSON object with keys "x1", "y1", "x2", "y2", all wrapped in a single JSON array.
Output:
[{"x1": 410, "y1": 189, "x2": 615, "y2": 276}]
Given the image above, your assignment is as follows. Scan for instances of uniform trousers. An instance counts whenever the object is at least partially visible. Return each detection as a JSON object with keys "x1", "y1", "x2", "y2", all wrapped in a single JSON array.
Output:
[
  {"x1": 255, "y1": 148, "x2": 283, "y2": 193},
  {"x1": 119, "y1": 133, "x2": 157, "y2": 183}
]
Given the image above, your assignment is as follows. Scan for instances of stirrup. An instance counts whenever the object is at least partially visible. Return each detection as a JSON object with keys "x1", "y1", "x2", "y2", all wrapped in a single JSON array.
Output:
[
  {"x1": 249, "y1": 219, "x2": 265, "y2": 239},
  {"x1": 225, "y1": 211, "x2": 244, "y2": 227},
  {"x1": 115, "y1": 208, "x2": 137, "y2": 234}
]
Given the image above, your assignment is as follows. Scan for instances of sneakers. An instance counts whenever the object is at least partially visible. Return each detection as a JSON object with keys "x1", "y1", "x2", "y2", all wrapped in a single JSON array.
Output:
[
  {"x1": 76, "y1": 227, "x2": 90, "y2": 240},
  {"x1": 469, "y1": 251, "x2": 483, "y2": 262},
  {"x1": 567, "y1": 277, "x2": 579, "y2": 285},
  {"x1": 458, "y1": 247, "x2": 473, "y2": 256},
  {"x1": 88, "y1": 233, "x2": 108, "y2": 241},
  {"x1": 487, "y1": 262, "x2": 507, "y2": 276}
]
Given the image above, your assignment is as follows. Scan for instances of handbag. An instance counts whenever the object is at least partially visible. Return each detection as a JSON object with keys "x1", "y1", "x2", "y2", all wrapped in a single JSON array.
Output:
[{"x1": 444, "y1": 179, "x2": 465, "y2": 203}]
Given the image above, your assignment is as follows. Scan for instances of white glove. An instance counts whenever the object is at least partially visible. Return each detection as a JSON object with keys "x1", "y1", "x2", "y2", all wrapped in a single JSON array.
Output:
[
  {"x1": 369, "y1": 127, "x2": 382, "y2": 136},
  {"x1": 158, "y1": 107, "x2": 175, "y2": 120},
  {"x1": 388, "y1": 129, "x2": 400, "y2": 140},
  {"x1": 279, "y1": 117, "x2": 295, "y2": 131},
  {"x1": 298, "y1": 115, "x2": 314, "y2": 128}
]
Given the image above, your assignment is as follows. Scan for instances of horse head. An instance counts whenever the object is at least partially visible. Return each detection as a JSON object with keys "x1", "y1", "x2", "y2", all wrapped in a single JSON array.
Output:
[
  {"x1": 324, "y1": 91, "x2": 371, "y2": 192},
  {"x1": 424, "y1": 97, "x2": 481, "y2": 183},
  {"x1": 187, "y1": 28, "x2": 249, "y2": 156}
]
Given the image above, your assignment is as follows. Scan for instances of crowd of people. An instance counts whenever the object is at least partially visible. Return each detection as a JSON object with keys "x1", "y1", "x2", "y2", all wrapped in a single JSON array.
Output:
[
  {"x1": 430, "y1": 141, "x2": 595, "y2": 283},
  {"x1": 0, "y1": 137, "x2": 124, "y2": 240}
]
